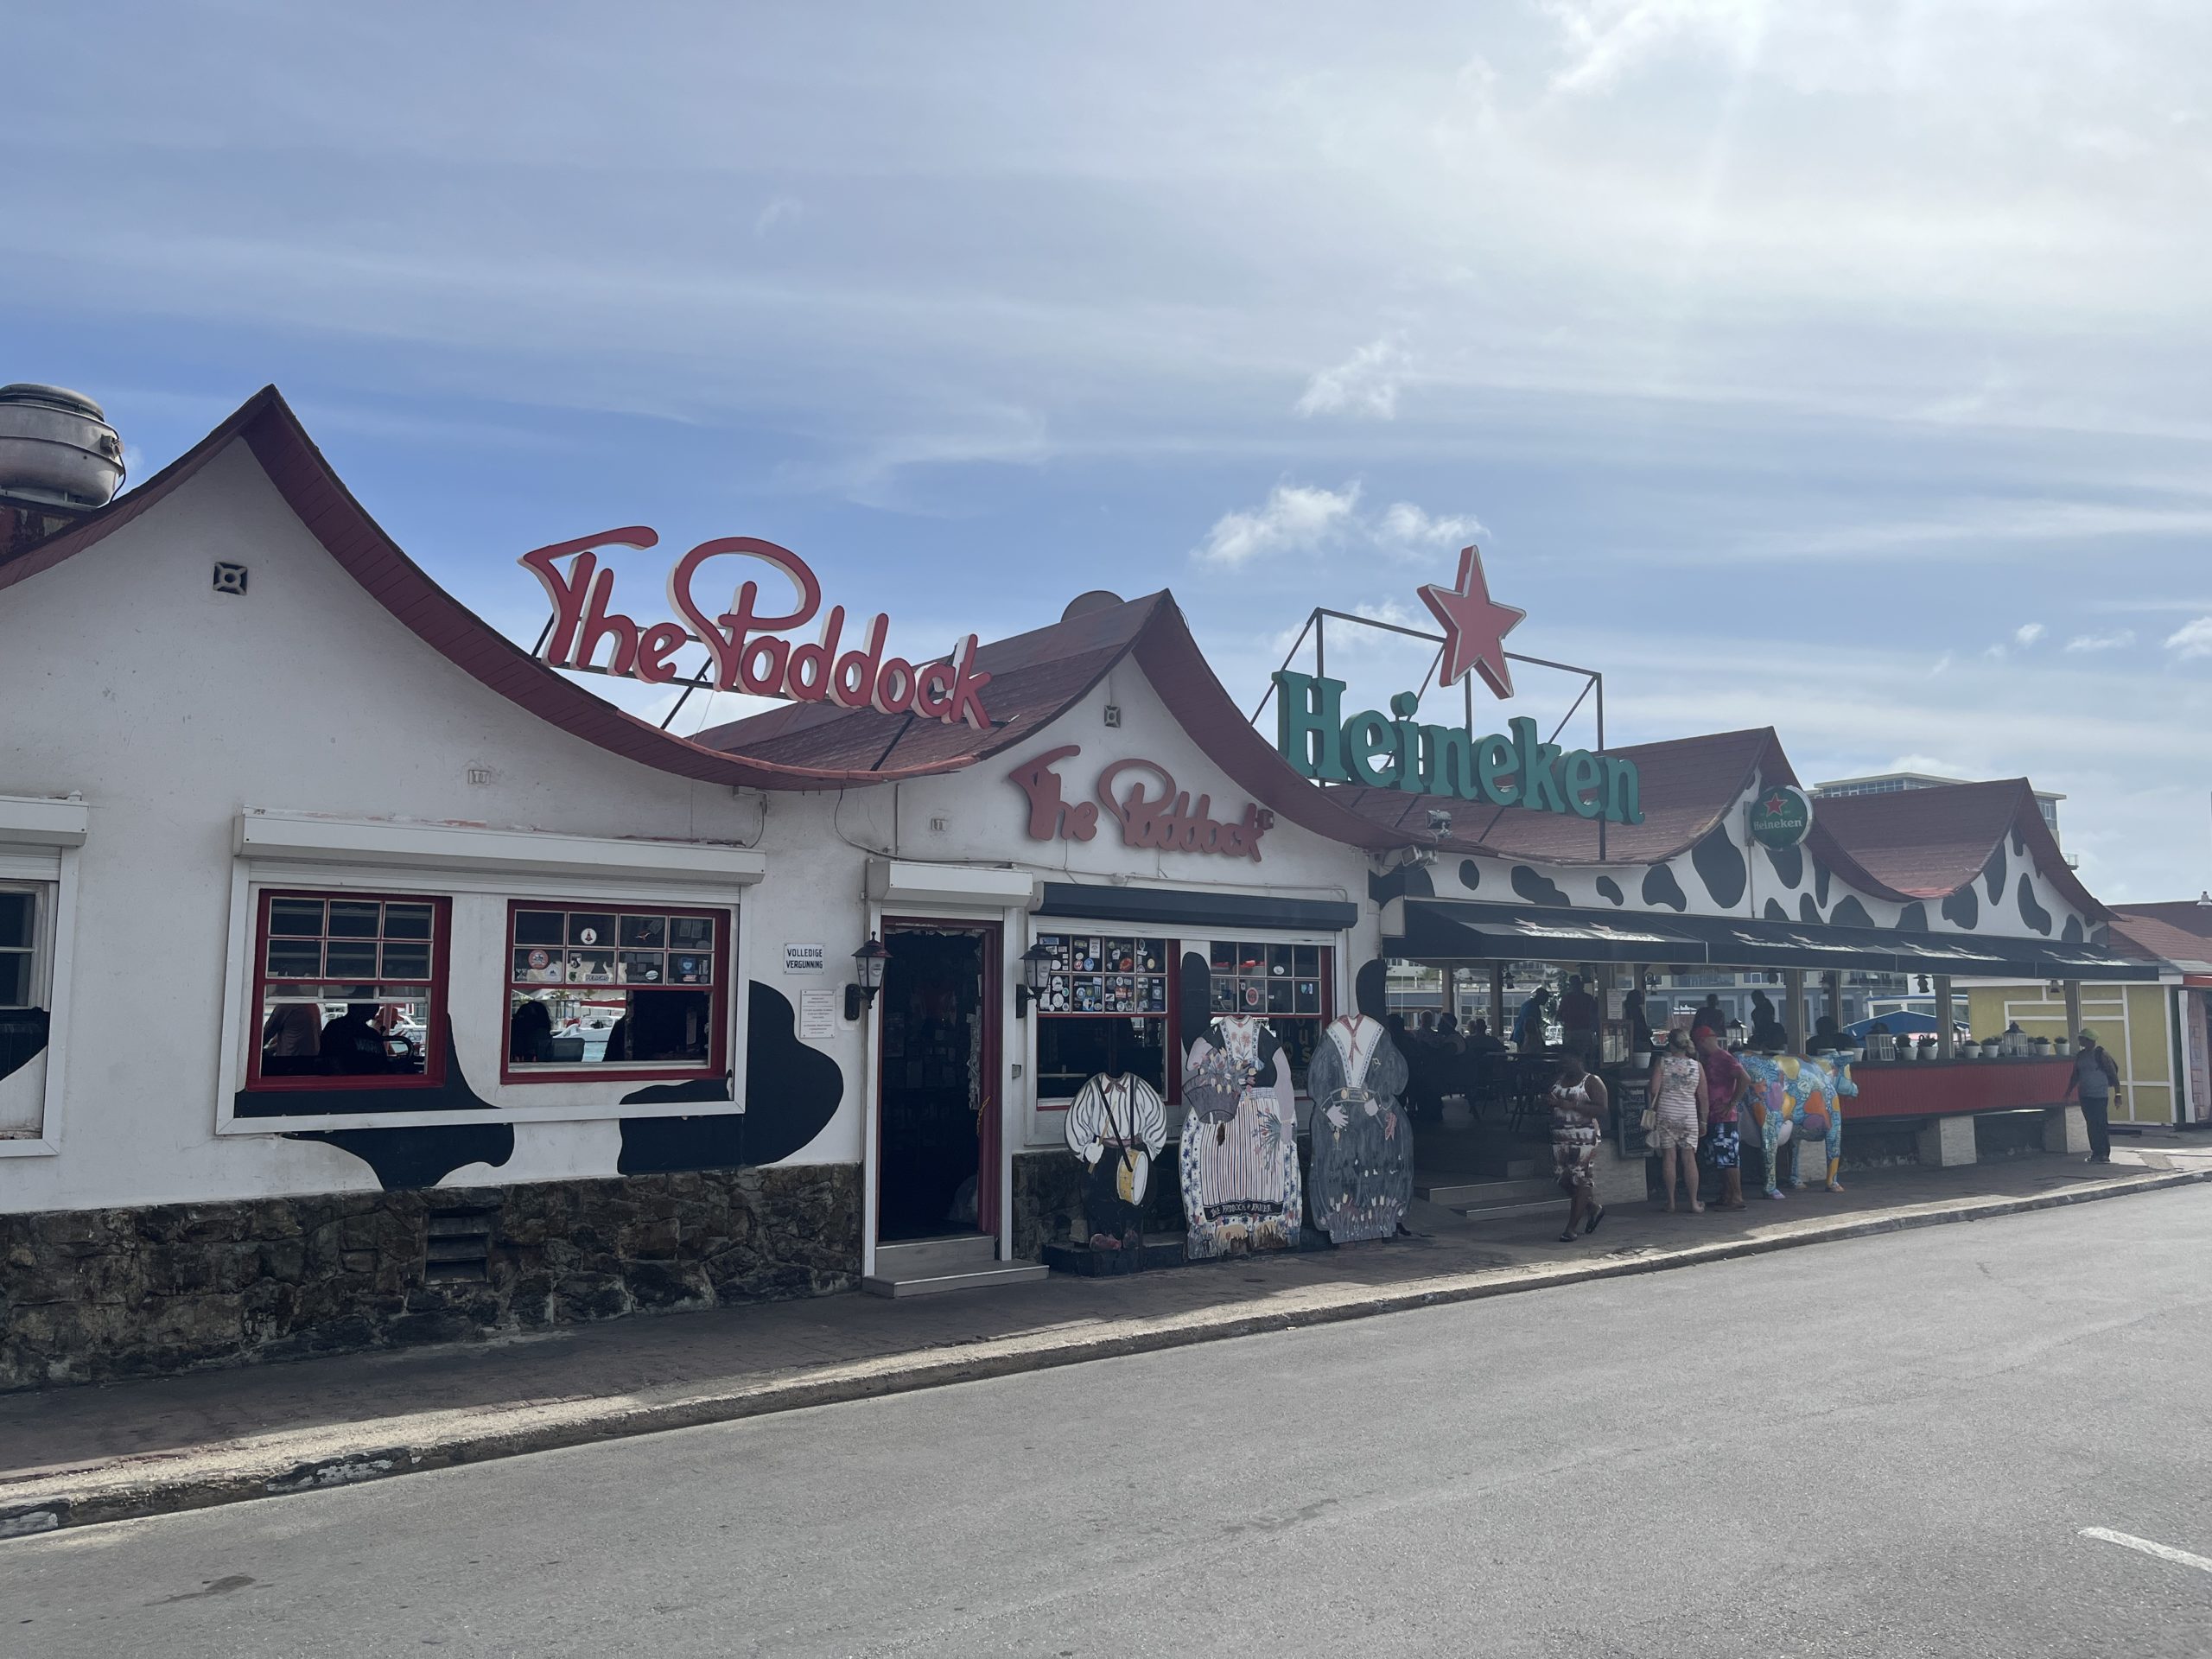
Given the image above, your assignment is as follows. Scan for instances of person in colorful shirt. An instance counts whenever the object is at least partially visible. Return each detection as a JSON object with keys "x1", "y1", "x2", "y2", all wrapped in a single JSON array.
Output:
[{"x1": 1694, "y1": 1026, "x2": 1750, "y2": 1209}]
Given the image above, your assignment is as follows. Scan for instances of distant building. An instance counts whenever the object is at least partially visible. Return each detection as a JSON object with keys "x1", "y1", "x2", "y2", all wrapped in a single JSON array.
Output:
[{"x1": 1813, "y1": 772, "x2": 2066, "y2": 850}]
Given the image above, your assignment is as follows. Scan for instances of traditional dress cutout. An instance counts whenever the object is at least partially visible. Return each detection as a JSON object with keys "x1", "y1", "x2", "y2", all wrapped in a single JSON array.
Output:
[
  {"x1": 1306, "y1": 1014, "x2": 1412, "y2": 1243},
  {"x1": 1065, "y1": 1071, "x2": 1168, "y2": 1250},
  {"x1": 1179, "y1": 1015, "x2": 1301, "y2": 1258}
]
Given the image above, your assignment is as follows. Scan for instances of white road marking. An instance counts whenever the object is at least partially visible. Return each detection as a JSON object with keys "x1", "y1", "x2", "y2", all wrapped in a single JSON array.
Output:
[{"x1": 2081, "y1": 1528, "x2": 2212, "y2": 1574}]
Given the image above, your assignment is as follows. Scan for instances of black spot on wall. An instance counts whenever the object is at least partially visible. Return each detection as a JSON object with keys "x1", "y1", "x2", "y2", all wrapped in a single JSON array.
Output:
[
  {"x1": 1642, "y1": 865, "x2": 1688, "y2": 912},
  {"x1": 288, "y1": 1123, "x2": 516, "y2": 1192},
  {"x1": 1766, "y1": 844, "x2": 1803, "y2": 889},
  {"x1": 1179, "y1": 950, "x2": 1212, "y2": 1058},
  {"x1": 1458, "y1": 859, "x2": 1483, "y2": 893},
  {"x1": 1512, "y1": 866, "x2": 1570, "y2": 907},
  {"x1": 1691, "y1": 826, "x2": 1748, "y2": 910},
  {"x1": 1896, "y1": 901, "x2": 1929, "y2": 932},
  {"x1": 1357, "y1": 959, "x2": 1389, "y2": 1020},
  {"x1": 1596, "y1": 875, "x2": 1624, "y2": 906},
  {"x1": 1982, "y1": 843, "x2": 2007, "y2": 904},
  {"x1": 0, "y1": 1007, "x2": 48, "y2": 1084},
  {"x1": 1814, "y1": 862, "x2": 1832, "y2": 907},
  {"x1": 2012, "y1": 828, "x2": 2026, "y2": 857},
  {"x1": 1942, "y1": 884, "x2": 1980, "y2": 930},
  {"x1": 620, "y1": 1077, "x2": 734, "y2": 1106},
  {"x1": 1370, "y1": 862, "x2": 1435, "y2": 905},
  {"x1": 1799, "y1": 893, "x2": 1824, "y2": 925},
  {"x1": 236, "y1": 1033, "x2": 491, "y2": 1120},
  {"x1": 2017, "y1": 874, "x2": 2053, "y2": 937},
  {"x1": 1764, "y1": 899, "x2": 1789, "y2": 921},
  {"x1": 1830, "y1": 896, "x2": 1874, "y2": 929},
  {"x1": 2063, "y1": 914, "x2": 2084, "y2": 944},
  {"x1": 620, "y1": 983, "x2": 842, "y2": 1173}
]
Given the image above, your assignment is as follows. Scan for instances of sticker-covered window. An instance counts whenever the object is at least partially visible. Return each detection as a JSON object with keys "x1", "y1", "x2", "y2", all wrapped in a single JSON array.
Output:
[
  {"x1": 505, "y1": 903, "x2": 727, "y2": 1078},
  {"x1": 1033, "y1": 932, "x2": 1170, "y2": 1100}
]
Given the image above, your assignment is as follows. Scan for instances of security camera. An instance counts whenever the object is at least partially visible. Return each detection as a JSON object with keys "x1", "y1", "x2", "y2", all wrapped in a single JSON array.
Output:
[{"x1": 1426, "y1": 808, "x2": 1452, "y2": 835}]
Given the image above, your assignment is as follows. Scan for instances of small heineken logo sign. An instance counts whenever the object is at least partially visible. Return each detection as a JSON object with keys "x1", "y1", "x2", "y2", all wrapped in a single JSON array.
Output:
[{"x1": 1749, "y1": 784, "x2": 1813, "y2": 849}]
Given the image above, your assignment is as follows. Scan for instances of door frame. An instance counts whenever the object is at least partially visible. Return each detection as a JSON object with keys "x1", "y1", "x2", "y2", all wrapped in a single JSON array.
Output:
[{"x1": 865, "y1": 908, "x2": 1010, "y2": 1271}]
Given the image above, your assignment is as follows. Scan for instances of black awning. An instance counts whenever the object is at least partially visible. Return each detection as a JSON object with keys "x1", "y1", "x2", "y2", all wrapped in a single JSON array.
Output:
[
  {"x1": 1038, "y1": 880, "x2": 1357, "y2": 935},
  {"x1": 1391, "y1": 899, "x2": 2152, "y2": 982}
]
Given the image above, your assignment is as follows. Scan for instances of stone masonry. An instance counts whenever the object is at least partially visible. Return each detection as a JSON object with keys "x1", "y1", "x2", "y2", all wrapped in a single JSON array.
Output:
[{"x1": 0, "y1": 1164, "x2": 861, "y2": 1392}]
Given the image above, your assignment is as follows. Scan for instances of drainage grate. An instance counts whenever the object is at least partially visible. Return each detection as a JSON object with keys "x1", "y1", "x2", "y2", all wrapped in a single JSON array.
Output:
[{"x1": 424, "y1": 1206, "x2": 495, "y2": 1283}]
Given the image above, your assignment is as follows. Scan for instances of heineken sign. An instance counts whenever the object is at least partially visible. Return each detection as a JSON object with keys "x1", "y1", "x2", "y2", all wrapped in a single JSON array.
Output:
[
  {"x1": 1748, "y1": 784, "x2": 1813, "y2": 849},
  {"x1": 1274, "y1": 671, "x2": 1643, "y2": 824}
]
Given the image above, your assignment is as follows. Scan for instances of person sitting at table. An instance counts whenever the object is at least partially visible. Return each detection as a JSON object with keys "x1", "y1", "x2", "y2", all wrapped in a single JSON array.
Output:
[
  {"x1": 318, "y1": 1002, "x2": 390, "y2": 1076},
  {"x1": 1748, "y1": 990, "x2": 1788, "y2": 1052},
  {"x1": 1433, "y1": 1013, "x2": 1466, "y2": 1055},
  {"x1": 1807, "y1": 1014, "x2": 1847, "y2": 1054},
  {"x1": 1465, "y1": 1018, "x2": 1505, "y2": 1056}
]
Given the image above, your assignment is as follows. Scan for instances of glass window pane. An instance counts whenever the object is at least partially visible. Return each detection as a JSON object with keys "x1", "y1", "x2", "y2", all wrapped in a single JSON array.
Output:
[
  {"x1": 325, "y1": 939, "x2": 379, "y2": 978},
  {"x1": 327, "y1": 901, "x2": 382, "y2": 938},
  {"x1": 1209, "y1": 940, "x2": 1234, "y2": 974},
  {"x1": 380, "y1": 942, "x2": 432, "y2": 979},
  {"x1": 667, "y1": 952, "x2": 712, "y2": 986},
  {"x1": 384, "y1": 904, "x2": 434, "y2": 941},
  {"x1": 619, "y1": 914, "x2": 668, "y2": 949},
  {"x1": 624, "y1": 988, "x2": 712, "y2": 1062},
  {"x1": 669, "y1": 916, "x2": 715, "y2": 950},
  {"x1": 1036, "y1": 1014, "x2": 1167, "y2": 1099},
  {"x1": 1105, "y1": 938, "x2": 1134, "y2": 971},
  {"x1": 620, "y1": 951, "x2": 666, "y2": 985},
  {"x1": 1268, "y1": 944, "x2": 1293, "y2": 977},
  {"x1": 269, "y1": 897, "x2": 324, "y2": 937},
  {"x1": 1136, "y1": 938, "x2": 1165, "y2": 974},
  {"x1": 513, "y1": 910, "x2": 564, "y2": 946},
  {"x1": 265, "y1": 937, "x2": 322, "y2": 978},
  {"x1": 0, "y1": 893, "x2": 32, "y2": 950},
  {"x1": 568, "y1": 913, "x2": 617, "y2": 948},
  {"x1": 0, "y1": 952, "x2": 30, "y2": 1007},
  {"x1": 1211, "y1": 976, "x2": 1236, "y2": 1013},
  {"x1": 515, "y1": 946, "x2": 562, "y2": 982},
  {"x1": 567, "y1": 950, "x2": 616, "y2": 983}
]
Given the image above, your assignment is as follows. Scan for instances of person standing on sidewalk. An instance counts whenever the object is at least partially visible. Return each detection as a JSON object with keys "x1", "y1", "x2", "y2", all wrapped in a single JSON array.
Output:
[
  {"x1": 1694, "y1": 1027, "x2": 1750, "y2": 1209},
  {"x1": 1649, "y1": 1029, "x2": 1708, "y2": 1213},
  {"x1": 2062, "y1": 1028, "x2": 2120, "y2": 1165},
  {"x1": 1548, "y1": 1053, "x2": 1609, "y2": 1242}
]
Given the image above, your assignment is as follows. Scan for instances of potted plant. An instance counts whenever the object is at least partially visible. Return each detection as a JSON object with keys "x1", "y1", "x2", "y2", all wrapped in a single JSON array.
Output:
[{"x1": 1916, "y1": 1034, "x2": 1938, "y2": 1061}]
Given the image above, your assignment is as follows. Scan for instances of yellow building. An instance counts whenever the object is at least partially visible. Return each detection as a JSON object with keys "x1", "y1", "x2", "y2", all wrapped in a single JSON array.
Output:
[{"x1": 1965, "y1": 981, "x2": 2184, "y2": 1125}]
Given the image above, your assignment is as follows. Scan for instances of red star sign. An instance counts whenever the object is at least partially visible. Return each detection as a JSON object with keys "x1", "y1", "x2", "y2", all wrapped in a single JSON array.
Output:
[
  {"x1": 1418, "y1": 545, "x2": 1526, "y2": 699},
  {"x1": 1764, "y1": 793, "x2": 1790, "y2": 815}
]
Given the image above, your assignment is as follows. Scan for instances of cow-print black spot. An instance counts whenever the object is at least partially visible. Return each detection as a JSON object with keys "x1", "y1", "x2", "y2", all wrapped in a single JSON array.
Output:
[
  {"x1": 1370, "y1": 862, "x2": 1435, "y2": 905},
  {"x1": 1458, "y1": 859, "x2": 1483, "y2": 893},
  {"x1": 2017, "y1": 874, "x2": 2053, "y2": 936},
  {"x1": 1942, "y1": 884, "x2": 1980, "y2": 929},
  {"x1": 1814, "y1": 862, "x2": 1832, "y2": 907},
  {"x1": 2062, "y1": 914, "x2": 2084, "y2": 944},
  {"x1": 1896, "y1": 901, "x2": 1929, "y2": 932},
  {"x1": 1357, "y1": 959, "x2": 1389, "y2": 1020},
  {"x1": 1512, "y1": 865, "x2": 1571, "y2": 907},
  {"x1": 2012, "y1": 828, "x2": 2026, "y2": 857},
  {"x1": 1982, "y1": 842, "x2": 2007, "y2": 904},
  {"x1": 1766, "y1": 844, "x2": 1803, "y2": 888},
  {"x1": 0, "y1": 1007, "x2": 48, "y2": 1084},
  {"x1": 619, "y1": 983, "x2": 841, "y2": 1173},
  {"x1": 1691, "y1": 825, "x2": 1748, "y2": 909},
  {"x1": 1764, "y1": 899, "x2": 1789, "y2": 921},
  {"x1": 1830, "y1": 896, "x2": 1874, "y2": 929},
  {"x1": 1596, "y1": 875, "x2": 1624, "y2": 906},
  {"x1": 289, "y1": 1124, "x2": 516, "y2": 1192},
  {"x1": 1799, "y1": 893, "x2": 1824, "y2": 925},
  {"x1": 1642, "y1": 865, "x2": 1688, "y2": 912}
]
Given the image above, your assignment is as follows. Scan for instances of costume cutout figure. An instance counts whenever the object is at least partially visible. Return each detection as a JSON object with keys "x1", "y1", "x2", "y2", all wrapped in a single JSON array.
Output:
[
  {"x1": 1179, "y1": 1014, "x2": 1301, "y2": 1258},
  {"x1": 1065, "y1": 1070, "x2": 1167, "y2": 1252},
  {"x1": 1306, "y1": 1013, "x2": 1412, "y2": 1243}
]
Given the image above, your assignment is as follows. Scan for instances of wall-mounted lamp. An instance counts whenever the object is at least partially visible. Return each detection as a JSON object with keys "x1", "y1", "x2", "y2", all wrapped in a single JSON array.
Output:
[
  {"x1": 846, "y1": 935, "x2": 890, "y2": 1021},
  {"x1": 1014, "y1": 941, "x2": 1054, "y2": 1019}
]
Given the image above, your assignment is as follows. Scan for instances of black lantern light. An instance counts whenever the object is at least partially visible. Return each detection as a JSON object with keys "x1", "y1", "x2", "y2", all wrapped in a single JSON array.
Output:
[
  {"x1": 1014, "y1": 941, "x2": 1054, "y2": 1019},
  {"x1": 846, "y1": 935, "x2": 890, "y2": 1021}
]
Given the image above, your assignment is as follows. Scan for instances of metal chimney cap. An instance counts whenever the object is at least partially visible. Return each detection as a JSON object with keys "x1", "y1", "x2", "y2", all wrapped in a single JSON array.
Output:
[{"x1": 0, "y1": 384, "x2": 108, "y2": 422}]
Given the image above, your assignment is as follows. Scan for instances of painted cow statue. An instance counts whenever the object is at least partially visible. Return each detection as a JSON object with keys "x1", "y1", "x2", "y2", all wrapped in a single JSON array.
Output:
[{"x1": 1737, "y1": 1053, "x2": 1858, "y2": 1198}]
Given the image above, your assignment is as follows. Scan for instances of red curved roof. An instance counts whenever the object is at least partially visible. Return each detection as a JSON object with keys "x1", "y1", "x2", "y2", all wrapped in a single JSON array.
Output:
[
  {"x1": 0, "y1": 387, "x2": 969, "y2": 793},
  {"x1": 1814, "y1": 779, "x2": 2107, "y2": 918}
]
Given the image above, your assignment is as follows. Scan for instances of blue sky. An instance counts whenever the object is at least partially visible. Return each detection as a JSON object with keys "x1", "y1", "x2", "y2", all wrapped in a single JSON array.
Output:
[{"x1": 10, "y1": 1, "x2": 2211, "y2": 899}]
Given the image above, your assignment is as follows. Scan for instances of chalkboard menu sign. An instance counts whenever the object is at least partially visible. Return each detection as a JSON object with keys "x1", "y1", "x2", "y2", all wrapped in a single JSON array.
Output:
[{"x1": 1612, "y1": 1068, "x2": 1650, "y2": 1158}]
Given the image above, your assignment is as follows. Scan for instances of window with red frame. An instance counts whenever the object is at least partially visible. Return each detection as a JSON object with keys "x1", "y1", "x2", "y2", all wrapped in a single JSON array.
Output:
[
  {"x1": 505, "y1": 902, "x2": 727, "y2": 1081},
  {"x1": 251, "y1": 891, "x2": 447, "y2": 1088}
]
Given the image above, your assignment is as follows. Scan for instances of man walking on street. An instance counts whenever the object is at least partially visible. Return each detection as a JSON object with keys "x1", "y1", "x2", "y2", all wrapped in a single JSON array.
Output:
[{"x1": 2062, "y1": 1027, "x2": 2120, "y2": 1165}]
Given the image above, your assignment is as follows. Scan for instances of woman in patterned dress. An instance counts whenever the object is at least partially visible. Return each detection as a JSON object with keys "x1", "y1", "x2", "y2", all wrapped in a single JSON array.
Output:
[
  {"x1": 1548, "y1": 1052, "x2": 1609, "y2": 1242},
  {"x1": 1648, "y1": 1028, "x2": 1709, "y2": 1214},
  {"x1": 1179, "y1": 1014, "x2": 1302, "y2": 1258}
]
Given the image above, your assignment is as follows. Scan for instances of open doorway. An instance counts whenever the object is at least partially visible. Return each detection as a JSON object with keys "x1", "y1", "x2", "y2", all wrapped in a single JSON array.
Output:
[{"x1": 877, "y1": 922, "x2": 1001, "y2": 1243}]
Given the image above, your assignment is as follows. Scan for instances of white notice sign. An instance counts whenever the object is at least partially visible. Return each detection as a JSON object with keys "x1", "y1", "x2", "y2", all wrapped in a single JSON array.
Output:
[
  {"x1": 783, "y1": 942, "x2": 829, "y2": 976},
  {"x1": 799, "y1": 992, "x2": 837, "y2": 1040}
]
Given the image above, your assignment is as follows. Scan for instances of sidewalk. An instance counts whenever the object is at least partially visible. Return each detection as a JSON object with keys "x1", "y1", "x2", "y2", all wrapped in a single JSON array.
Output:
[{"x1": 4, "y1": 1141, "x2": 2205, "y2": 1539}]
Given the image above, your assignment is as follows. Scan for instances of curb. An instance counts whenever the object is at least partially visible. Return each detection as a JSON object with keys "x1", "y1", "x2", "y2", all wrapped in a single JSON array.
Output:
[{"x1": 4, "y1": 1167, "x2": 2204, "y2": 1541}]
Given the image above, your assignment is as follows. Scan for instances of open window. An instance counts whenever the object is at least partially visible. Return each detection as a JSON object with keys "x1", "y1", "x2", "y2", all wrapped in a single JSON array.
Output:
[
  {"x1": 503, "y1": 900, "x2": 729, "y2": 1084},
  {"x1": 250, "y1": 890, "x2": 449, "y2": 1089}
]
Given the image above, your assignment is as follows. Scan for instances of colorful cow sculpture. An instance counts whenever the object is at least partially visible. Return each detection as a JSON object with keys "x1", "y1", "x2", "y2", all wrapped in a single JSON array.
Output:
[{"x1": 1738, "y1": 1053, "x2": 1858, "y2": 1198}]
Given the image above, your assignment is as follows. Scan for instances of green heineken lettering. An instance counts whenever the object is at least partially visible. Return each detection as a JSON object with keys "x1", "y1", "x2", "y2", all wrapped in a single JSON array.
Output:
[{"x1": 1269, "y1": 671, "x2": 1643, "y2": 824}]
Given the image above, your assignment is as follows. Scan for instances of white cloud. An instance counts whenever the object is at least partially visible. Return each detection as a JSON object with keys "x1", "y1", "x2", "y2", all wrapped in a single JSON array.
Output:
[
  {"x1": 2167, "y1": 617, "x2": 2212, "y2": 660},
  {"x1": 1929, "y1": 652, "x2": 1955, "y2": 676},
  {"x1": 2013, "y1": 622, "x2": 2046, "y2": 648},
  {"x1": 2063, "y1": 629, "x2": 2136, "y2": 653},
  {"x1": 1376, "y1": 500, "x2": 1489, "y2": 550},
  {"x1": 1194, "y1": 480, "x2": 1362, "y2": 566},
  {"x1": 753, "y1": 196, "x2": 803, "y2": 237},
  {"x1": 1294, "y1": 336, "x2": 1412, "y2": 420}
]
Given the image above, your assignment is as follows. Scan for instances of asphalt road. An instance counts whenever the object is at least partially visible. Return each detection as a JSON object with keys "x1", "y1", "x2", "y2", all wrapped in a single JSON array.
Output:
[{"x1": 10, "y1": 1188, "x2": 2212, "y2": 1657}]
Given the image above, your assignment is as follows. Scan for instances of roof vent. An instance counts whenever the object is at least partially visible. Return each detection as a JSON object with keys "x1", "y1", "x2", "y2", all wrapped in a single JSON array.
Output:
[
  {"x1": 0, "y1": 384, "x2": 124, "y2": 509},
  {"x1": 1061, "y1": 590, "x2": 1124, "y2": 622}
]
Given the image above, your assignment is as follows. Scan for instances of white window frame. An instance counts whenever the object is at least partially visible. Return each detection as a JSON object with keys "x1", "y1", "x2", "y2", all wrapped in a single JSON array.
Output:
[{"x1": 0, "y1": 794, "x2": 86, "y2": 1159}]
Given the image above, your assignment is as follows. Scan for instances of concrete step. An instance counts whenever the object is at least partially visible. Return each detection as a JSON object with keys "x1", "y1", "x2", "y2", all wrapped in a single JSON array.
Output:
[
  {"x1": 862, "y1": 1262, "x2": 1049, "y2": 1298},
  {"x1": 872, "y1": 1234, "x2": 998, "y2": 1277},
  {"x1": 1432, "y1": 1177, "x2": 1565, "y2": 1222},
  {"x1": 1417, "y1": 1173, "x2": 1551, "y2": 1206}
]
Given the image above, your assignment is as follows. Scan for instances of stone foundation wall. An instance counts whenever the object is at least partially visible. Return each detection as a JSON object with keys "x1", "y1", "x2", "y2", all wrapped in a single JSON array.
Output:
[{"x1": 0, "y1": 1164, "x2": 861, "y2": 1392}]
